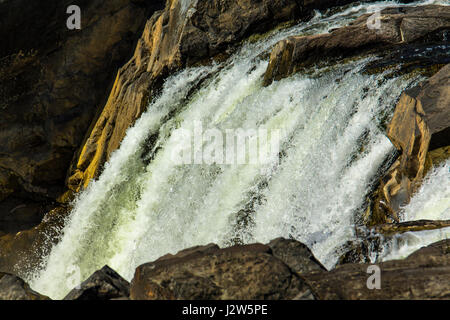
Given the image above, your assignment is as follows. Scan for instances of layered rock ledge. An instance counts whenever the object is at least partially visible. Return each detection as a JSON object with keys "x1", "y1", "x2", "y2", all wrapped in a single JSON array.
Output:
[{"x1": 263, "y1": 5, "x2": 450, "y2": 85}]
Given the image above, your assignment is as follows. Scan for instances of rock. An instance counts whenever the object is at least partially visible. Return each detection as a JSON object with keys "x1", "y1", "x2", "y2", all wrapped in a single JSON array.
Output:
[
  {"x1": 64, "y1": 265, "x2": 130, "y2": 300},
  {"x1": 372, "y1": 219, "x2": 450, "y2": 236},
  {"x1": 340, "y1": 220, "x2": 450, "y2": 264},
  {"x1": 0, "y1": 0, "x2": 165, "y2": 222},
  {"x1": 130, "y1": 243, "x2": 314, "y2": 300},
  {"x1": 304, "y1": 239, "x2": 450, "y2": 299},
  {"x1": 425, "y1": 146, "x2": 450, "y2": 173},
  {"x1": 67, "y1": 0, "x2": 372, "y2": 192},
  {"x1": 263, "y1": 5, "x2": 450, "y2": 85},
  {"x1": 267, "y1": 238, "x2": 326, "y2": 274},
  {"x1": 370, "y1": 63, "x2": 450, "y2": 224},
  {"x1": 0, "y1": 273, "x2": 50, "y2": 300},
  {"x1": 0, "y1": 206, "x2": 68, "y2": 275}
]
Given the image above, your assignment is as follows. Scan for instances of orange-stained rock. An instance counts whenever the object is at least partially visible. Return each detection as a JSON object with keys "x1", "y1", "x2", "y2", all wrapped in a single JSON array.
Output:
[{"x1": 370, "y1": 64, "x2": 450, "y2": 224}]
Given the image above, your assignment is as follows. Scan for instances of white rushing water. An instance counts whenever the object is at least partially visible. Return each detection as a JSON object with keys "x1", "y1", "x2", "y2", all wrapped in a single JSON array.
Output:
[{"x1": 26, "y1": 0, "x2": 449, "y2": 299}]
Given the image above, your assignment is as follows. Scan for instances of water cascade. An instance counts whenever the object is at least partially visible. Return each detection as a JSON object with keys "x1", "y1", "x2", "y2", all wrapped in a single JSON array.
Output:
[{"x1": 26, "y1": 0, "x2": 449, "y2": 299}]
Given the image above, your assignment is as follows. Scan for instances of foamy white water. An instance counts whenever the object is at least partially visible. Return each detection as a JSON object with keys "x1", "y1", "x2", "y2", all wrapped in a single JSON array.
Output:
[{"x1": 25, "y1": 0, "x2": 449, "y2": 299}]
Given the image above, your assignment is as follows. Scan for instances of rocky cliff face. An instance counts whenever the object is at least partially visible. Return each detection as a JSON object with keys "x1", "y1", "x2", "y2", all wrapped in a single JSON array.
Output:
[{"x1": 0, "y1": 0, "x2": 165, "y2": 234}]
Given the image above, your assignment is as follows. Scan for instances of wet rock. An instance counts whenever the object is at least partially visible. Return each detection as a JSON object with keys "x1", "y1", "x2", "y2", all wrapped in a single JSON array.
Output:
[
  {"x1": 130, "y1": 243, "x2": 313, "y2": 300},
  {"x1": 0, "y1": 206, "x2": 68, "y2": 275},
  {"x1": 64, "y1": 265, "x2": 130, "y2": 300},
  {"x1": 0, "y1": 273, "x2": 50, "y2": 300},
  {"x1": 267, "y1": 238, "x2": 326, "y2": 274},
  {"x1": 305, "y1": 239, "x2": 450, "y2": 299},
  {"x1": 263, "y1": 5, "x2": 450, "y2": 85},
  {"x1": 370, "y1": 63, "x2": 450, "y2": 224}
]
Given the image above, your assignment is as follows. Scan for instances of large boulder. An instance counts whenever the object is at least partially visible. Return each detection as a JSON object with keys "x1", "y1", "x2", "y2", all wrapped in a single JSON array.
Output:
[
  {"x1": 304, "y1": 239, "x2": 450, "y2": 299},
  {"x1": 64, "y1": 265, "x2": 130, "y2": 300},
  {"x1": 0, "y1": 273, "x2": 50, "y2": 300},
  {"x1": 263, "y1": 5, "x2": 450, "y2": 85},
  {"x1": 0, "y1": 0, "x2": 165, "y2": 232},
  {"x1": 370, "y1": 63, "x2": 450, "y2": 224},
  {"x1": 130, "y1": 242, "x2": 314, "y2": 300}
]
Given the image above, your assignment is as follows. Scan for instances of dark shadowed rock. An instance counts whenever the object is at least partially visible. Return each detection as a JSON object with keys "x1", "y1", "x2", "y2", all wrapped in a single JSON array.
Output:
[
  {"x1": 130, "y1": 243, "x2": 314, "y2": 300},
  {"x1": 64, "y1": 265, "x2": 130, "y2": 300},
  {"x1": 267, "y1": 238, "x2": 326, "y2": 274},
  {"x1": 0, "y1": 0, "x2": 165, "y2": 231},
  {"x1": 264, "y1": 5, "x2": 450, "y2": 85},
  {"x1": 0, "y1": 273, "x2": 50, "y2": 300},
  {"x1": 305, "y1": 239, "x2": 450, "y2": 300}
]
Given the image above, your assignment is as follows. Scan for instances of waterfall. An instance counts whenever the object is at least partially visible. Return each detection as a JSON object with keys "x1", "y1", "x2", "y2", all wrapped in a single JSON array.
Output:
[{"x1": 26, "y1": 0, "x2": 448, "y2": 299}]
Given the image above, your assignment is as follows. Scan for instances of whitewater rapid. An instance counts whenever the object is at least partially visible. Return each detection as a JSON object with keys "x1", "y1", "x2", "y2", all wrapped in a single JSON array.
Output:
[{"x1": 26, "y1": 0, "x2": 449, "y2": 299}]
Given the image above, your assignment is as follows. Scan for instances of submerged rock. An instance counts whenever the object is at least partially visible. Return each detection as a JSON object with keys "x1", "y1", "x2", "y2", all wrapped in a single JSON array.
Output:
[
  {"x1": 0, "y1": 273, "x2": 50, "y2": 300},
  {"x1": 64, "y1": 265, "x2": 130, "y2": 300},
  {"x1": 130, "y1": 242, "x2": 314, "y2": 300}
]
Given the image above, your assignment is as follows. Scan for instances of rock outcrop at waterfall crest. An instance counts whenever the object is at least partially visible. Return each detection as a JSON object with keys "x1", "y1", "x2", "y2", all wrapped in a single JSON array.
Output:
[{"x1": 263, "y1": 5, "x2": 450, "y2": 85}]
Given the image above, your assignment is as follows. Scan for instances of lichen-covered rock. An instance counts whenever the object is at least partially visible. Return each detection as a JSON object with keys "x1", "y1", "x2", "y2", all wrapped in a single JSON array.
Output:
[
  {"x1": 0, "y1": 273, "x2": 50, "y2": 300},
  {"x1": 130, "y1": 243, "x2": 314, "y2": 300},
  {"x1": 305, "y1": 239, "x2": 450, "y2": 300},
  {"x1": 64, "y1": 265, "x2": 130, "y2": 300},
  {"x1": 263, "y1": 5, "x2": 450, "y2": 85},
  {"x1": 370, "y1": 63, "x2": 450, "y2": 224}
]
